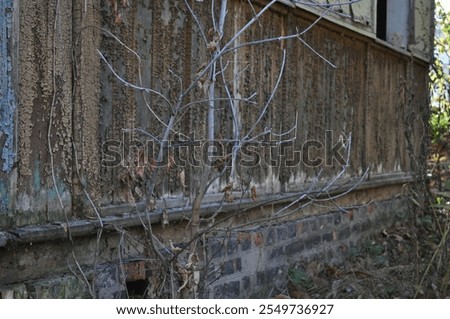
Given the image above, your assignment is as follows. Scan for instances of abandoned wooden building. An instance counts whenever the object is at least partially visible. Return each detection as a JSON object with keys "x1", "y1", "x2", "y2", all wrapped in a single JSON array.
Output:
[{"x1": 0, "y1": 0, "x2": 433, "y2": 298}]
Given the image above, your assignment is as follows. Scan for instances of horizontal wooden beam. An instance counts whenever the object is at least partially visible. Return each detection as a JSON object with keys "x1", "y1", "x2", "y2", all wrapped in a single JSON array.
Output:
[{"x1": 0, "y1": 172, "x2": 413, "y2": 248}]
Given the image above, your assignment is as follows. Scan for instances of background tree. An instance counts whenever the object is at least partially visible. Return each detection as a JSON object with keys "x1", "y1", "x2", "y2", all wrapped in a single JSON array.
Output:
[{"x1": 430, "y1": 1, "x2": 450, "y2": 192}]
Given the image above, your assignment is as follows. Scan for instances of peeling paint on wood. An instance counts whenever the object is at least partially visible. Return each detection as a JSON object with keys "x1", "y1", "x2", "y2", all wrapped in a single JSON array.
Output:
[
  {"x1": 0, "y1": 0, "x2": 16, "y2": 174},
  {"x1": 0, "y1": 0, "x2": 16, "y2": 213},
  {"x1": 0, "y1": 0, "x2": 432, "y2": 228}
]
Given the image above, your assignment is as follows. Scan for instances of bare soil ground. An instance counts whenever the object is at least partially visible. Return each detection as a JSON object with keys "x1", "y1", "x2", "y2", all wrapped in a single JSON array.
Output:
[
  {"x1": 276, "y1": 145, "x2": 450, "y2": 299},
  {"x1": 279, "y1": 219, "x2": 450, "y2": 299}
]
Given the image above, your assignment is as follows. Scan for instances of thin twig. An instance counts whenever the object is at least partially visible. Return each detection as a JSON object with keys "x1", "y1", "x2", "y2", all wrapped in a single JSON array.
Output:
[
  {"x1": 184, "y1": 0, "x2": 208, "y2": 45},
  {"x1": 239, "y1": 49, "x2": 287, "y2": 144},
  {"x1": 414, "y1": 225, "x2": 450, "y2": 298},
  {"x1": 180, "y1": 0, "x2": 279, "y2": 100},
  {"x1": 222, "y1": 3, "x2": 333, "y2": 55},
  {"x1": 73, "y1": 142, "x2": 104, "y2": 228},
  {"x1": 297, "y1": 36, "x2": 337, "y2": 68},
  {"x1": 48, "y1": 0, "x2": 70, "y2": 234},
  {"x1": 98, "y1": 50, "x2": 173, "y2": 108}
]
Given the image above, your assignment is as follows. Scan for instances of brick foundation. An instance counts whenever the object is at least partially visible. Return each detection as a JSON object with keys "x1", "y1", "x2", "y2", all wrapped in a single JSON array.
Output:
[
  {"x1": 203, "y1": 196, "x2": 410, "y2": 298},
  {"x1": 0, "y1": 196, "x2": 411, "y2": 298}
]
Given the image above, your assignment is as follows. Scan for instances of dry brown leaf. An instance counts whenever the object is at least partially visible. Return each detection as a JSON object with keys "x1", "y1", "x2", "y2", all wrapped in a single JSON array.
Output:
[
  {"x1": 221, "y1": 182, "x2": 234, "y2": 193},
  {"x1": 251, "y1": 185, "x2": 257, "y2": 201},
  {"x1": 178, "y1": 169, "x2": 186, "y2": 190},
  {"x1": 147, "y1": 198, "x2": 156, "y2": 211},
  {"x1": 161, "y1": 209, "x2": 169, "y2": 228},
  {"x1": 207, "y1": 40, "x2": 218, "y2": 52},
  {"x1": 114, "y1": 12, "x2": 122, "y2": 24},
  {"x1": 224, "y1": 191, "x2": 234, "y2": 203}
]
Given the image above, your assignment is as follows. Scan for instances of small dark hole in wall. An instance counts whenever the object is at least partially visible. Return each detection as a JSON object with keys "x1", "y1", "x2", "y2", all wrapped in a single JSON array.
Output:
[
  {"x1": 376, "y1": 0, "x2": 387, "y2": 40},
  {"x1": 126, "y1": 280, "x2": 148, "y2": 298}
]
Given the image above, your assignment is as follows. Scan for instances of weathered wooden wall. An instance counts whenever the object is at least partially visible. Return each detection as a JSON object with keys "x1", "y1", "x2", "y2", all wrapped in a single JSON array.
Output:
[{"x1": 0, "y1": 0, "x2": 430, "y2": 229}]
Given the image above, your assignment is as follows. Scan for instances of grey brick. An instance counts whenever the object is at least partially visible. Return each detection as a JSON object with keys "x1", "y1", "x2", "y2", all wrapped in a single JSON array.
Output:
[
  {"x1": 277, "y1": 225, "x2": 288, "y2": 241},
  {"x1": 221, "y1": 258, "x2": 242, "y2": 276},
  {"x1": 238, "y1": 233, "x2": 252, "y2": 251},
  {"x1": 221, "y1": 260, "x2": 234, "y2": 276},
  {"x1": 357, "y1": 206, "x2": 368, "y2": 220},
  {"x1": 296, "y1": 220, "x2": 308, "y2": 237},
  {"x1": 269, "y1": 247, "x2": 285, "y2": 260},
  {"x1": 285, "y1": 240, "x2": 304, "y2": 255},
  {"x1": 322, "y1": 232, "x2": 333, "y2": 242},
  {"x1": 227, "y1": 238, "x2": 238, "y2": 255},
  {"x1": 266, "y1": 228, "x2": 276, "y2": 246},
  {"x1": 214, "y1": 284, "x2": 225, "y2": 298},
  {"x1": 256, "y1": 267, "x2": 280, "y2": 286},
  {"x1": 326, "y1": 214, "x2": 334, "y2": 225},
  {"x1": 338, "y1": 226, "x2": 351, "y2": 240},
  {"x1": 334, "y1": 213, "x2": 342, "y2": 225},
  {"x1": 304, "y1": 234, "x2": 321, "y2": 249},
  {"x1": 266, "y1": 267, "x2": 280, "y2": 281},
  {"x1": 287, "y1": 223, "x2": 297, "y2": 238},
  {"x1": 338, "y1": 244, "x2": 349, "y2": 256},
  {"x1": 224, "y1": 281, "x2": 241, "y2": 298},
  {"x1": 308, "y1": 218, "x2": 319, "y2": 231},
  {"x1": 242, "y1": 276, "x2": 251, "y2": 290},
  {"x1": 351, "y1": 223, "x2": 361, "y2": 233},
  {"x1": 361, "y1": 219, "x2": 372, "y2": 232},
  {"x1": 277, "y1": 222, "x2": 298, "y2": 241},
  {"x1": 235, "y1": 258, "x2": 242, "y2": 272},
  {"x1": 256, "y1": 271, "x2": 265, "y2": 286},
  {"x1": 208, "y1": 239, "x2": 224, "y2": 258}
]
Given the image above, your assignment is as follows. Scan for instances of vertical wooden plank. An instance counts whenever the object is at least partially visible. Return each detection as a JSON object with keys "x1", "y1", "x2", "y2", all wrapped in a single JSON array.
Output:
[
  {"x1": 72, "y1": 0, "x2": 102, "y2": 216},
  {"x1": 12, "y1": 0, "x2": 73, "y2": 226},
  {"x1": 0, "y1": 0, "x2": 17, "y2": 223}
]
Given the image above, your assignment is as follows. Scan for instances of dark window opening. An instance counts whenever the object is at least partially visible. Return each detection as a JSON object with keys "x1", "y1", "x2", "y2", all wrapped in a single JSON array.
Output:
[
  {"x1": 126, "y1": 279, "x2": 148, "y2": 298},
  {"x1": 376, "y1": 0, "x2": 387, "y2": 40}
]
